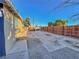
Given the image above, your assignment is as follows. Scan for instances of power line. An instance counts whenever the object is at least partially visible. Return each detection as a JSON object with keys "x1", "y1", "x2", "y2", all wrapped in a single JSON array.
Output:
[{"x1": 48, "y1": 0, "x2": 79, "y2": 15}]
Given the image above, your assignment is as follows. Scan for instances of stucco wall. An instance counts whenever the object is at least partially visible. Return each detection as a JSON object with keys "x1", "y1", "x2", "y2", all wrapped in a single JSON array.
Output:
[{"x1": 4, "y1": 7, "x2": 16, "y2": 55}]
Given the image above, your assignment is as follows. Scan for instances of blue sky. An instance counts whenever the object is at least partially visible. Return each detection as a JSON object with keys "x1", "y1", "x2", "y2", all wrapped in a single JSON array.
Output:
[{"x1": 12, "y1": 0, "x2": 79, "y2": 26}]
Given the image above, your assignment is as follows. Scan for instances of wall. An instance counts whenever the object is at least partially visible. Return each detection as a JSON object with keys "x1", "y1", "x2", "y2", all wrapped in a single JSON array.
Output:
[
  {"x1": 15, "y1": 18, "x2": 27, "y2": 38},
  {"x1": 41, "y1": 25, "x2": 79, "y2": 38},
  {"x1": 0, "y1": 0, "x2": 24, "y2": 56},
  {"x1": 15, "y1": 17, "x2": 23, "y2": 38},
  {"x1": 4, "y1": 6, "x2": 16, "y2": 55}
]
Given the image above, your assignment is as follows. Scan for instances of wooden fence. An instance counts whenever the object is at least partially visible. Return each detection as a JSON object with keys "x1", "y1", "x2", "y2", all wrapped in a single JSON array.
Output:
[{"x1": 41, "y1": 25, "x2": 79, "y2": 38}]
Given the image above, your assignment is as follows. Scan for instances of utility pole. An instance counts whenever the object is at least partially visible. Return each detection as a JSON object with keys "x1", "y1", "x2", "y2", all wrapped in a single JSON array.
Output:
[
  {"x1": 33, "y1": 16, "x2": 34, "y2": 27},
  {"x1": 33, "y1": 16, "x2": 35, "y2": 31}
]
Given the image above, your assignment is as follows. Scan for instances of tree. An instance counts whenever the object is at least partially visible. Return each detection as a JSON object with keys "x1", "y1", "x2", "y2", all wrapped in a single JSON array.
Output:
[
  {"x1": 23, "y1": 17, "x2": 31, "y2": 27},
  {"x1": 54, "y1": 19, "x2": 67, "y2": 26}
]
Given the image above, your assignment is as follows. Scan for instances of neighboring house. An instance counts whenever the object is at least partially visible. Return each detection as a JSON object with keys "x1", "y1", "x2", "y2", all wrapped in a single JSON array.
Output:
[
  {"x1": 48, "y1": 22, "x2": 55, "y2": 27},
  {"x1": 0, "y1": 0, "x2": 24, "y2": 56}
]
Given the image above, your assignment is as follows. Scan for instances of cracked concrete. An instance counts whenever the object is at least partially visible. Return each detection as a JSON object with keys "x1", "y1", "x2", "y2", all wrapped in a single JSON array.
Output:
[{"x1": 1, "y1": 31, "x2": 79, "y2": 59}]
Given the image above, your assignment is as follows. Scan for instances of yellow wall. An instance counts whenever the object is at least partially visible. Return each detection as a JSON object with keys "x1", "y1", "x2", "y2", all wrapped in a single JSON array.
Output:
[
  {"x1": 17, "y1": 18, "x2": 23, "y2": 32},
  {"x1": 15, "y1": 17, "x2": 26, "y2": 38}
]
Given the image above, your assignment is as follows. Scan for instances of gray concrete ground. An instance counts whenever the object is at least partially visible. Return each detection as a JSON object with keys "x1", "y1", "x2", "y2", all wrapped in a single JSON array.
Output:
[
  {"x1": 27, "y1": 31, "x2": 79, "y2": 59},
  {"x1": 50, "y1": 48, "x2": 79, "y2": 59},
  {"x1": 27, "y1": 38, "x2": 52, "y2": 59},
  {"x1": 1, "y1": 31, "x2": 79, "y2": 59},
  {"x1": 0, "y1": 39, "x2": 29, "y2": 59}
]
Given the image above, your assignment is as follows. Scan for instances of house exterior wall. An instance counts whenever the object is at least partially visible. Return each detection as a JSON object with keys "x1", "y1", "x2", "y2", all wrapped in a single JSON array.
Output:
[
  {"x1": 0, "y1": 0, "x2": 24, "y2": 56},
  {"x1": 4, "y1": 6, "x2": 16, "y2": 55},
  {"x1": 15, "y1": 17, "x2": 25, "y2": 38},
  {"x1": 15, "y1": 17, "x2": 23, "y2": 34}
]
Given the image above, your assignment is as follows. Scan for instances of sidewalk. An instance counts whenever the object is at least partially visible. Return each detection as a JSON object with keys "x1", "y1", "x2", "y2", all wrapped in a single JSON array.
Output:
[{"x1": 0, "y1": 39, "x2": 29, "y2": 59}]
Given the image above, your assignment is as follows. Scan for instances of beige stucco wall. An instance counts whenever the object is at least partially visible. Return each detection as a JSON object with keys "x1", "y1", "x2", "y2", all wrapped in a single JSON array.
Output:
[
  {"x1": 3, "y1": 1, "x2": 27, "y2": 54},
  {"x1": 4, "y1": 6, "x2": 16, "y2": 54}
]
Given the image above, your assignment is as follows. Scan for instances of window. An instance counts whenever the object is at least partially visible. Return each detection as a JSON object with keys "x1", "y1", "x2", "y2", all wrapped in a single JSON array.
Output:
[{"x1": 0, "y1": 3, "x2": 3, "y2": 17}]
